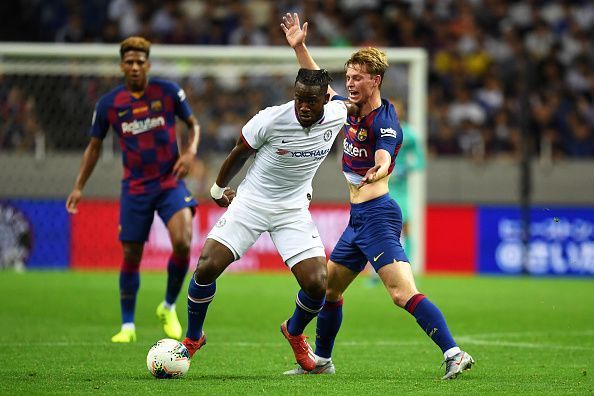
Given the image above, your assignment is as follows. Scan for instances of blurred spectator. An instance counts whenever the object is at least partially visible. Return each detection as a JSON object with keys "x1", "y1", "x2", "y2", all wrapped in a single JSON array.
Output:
[{"x1": 1, "y1": 0, "x2": 594, "y2": 162}]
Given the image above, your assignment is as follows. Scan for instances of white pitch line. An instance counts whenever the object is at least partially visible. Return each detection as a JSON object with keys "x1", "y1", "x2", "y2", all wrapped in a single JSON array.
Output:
[
  {"x1": 457, "y1": 337, "x2": 594, "y2": 351},
  {"x1": 459, "y1": 330, "x2": 594, "y2": 339},
  {"x1": 3, "y1": 333, "x2": 594, "y2": 351}
]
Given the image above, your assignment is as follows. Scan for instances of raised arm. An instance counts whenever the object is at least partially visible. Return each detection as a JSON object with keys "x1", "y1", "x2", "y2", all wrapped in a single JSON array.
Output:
[
  {"x1": 66, "y1": 137, "x2": 102, "y2": 213},
  {"x1": 281, "y1": 13, "x2": 338, "y2": 98},
  {"x1": 209, "y1": 136, "x2": 254, "y2": 207}
]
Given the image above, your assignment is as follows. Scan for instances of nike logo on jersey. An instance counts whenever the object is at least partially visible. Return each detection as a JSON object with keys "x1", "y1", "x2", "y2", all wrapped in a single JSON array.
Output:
[
  {"x1": 312, "y1": 235, "x2": 319, "y2": 239},
  {"x1": 281, "y1": 139, "x2": 291, "y2": 143},
  {"x1": 373, "y1": 252, "x2": 384, "y2": 262},
  {"x1": 118, "y1": 109, "x2": 129, "y2": 117},
  {"x1": 184, "y1": 196, "x2": 193, "y2": 202}
]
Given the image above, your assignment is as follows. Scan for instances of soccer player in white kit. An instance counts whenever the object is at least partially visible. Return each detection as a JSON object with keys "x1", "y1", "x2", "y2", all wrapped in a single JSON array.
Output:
[{"x1": 181, "y1": 69, "x2": 357, "y2": 373}]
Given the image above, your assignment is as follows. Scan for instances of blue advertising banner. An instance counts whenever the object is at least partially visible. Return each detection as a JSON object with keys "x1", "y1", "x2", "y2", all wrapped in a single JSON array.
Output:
[
  {"x1": 1, "y1": 200, "x2": 69, "y2": 269},
  {"x1": 479, "y1": 206, "x2": 594, "y2": 276}
]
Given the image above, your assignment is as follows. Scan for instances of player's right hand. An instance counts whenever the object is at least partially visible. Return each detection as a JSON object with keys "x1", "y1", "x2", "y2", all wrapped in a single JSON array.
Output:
[
  {"x1": 212, "y1": 188, "x2": 236, "y2": 208},
  {"x1": 66, "y1": 189, "x2": 82, "y2": 214},
  {"x1": 281, "y1": 13, "x2": 307, "y2": 49}
]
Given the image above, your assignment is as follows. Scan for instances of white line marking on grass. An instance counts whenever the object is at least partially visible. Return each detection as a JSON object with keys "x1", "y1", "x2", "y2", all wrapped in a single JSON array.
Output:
[
  {"x1": 462, "y1": 330, "x2": 594, "y2": 339},
  {"x1": 4, "y1": 330, "x2": 593, "y2": 350},
  {"x1": 457, "y1": 337, "x2": 594, "y2": 351}
]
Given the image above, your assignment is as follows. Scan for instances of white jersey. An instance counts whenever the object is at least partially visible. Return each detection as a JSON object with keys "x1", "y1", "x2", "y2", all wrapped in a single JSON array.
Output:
[{"x1": 239, "y1": 100, "x2": 347, "y2": 209}]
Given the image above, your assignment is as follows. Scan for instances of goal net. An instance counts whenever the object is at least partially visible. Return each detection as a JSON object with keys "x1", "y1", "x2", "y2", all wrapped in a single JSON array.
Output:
[{"x1": 0, "y1": 43, "x2": 427, "y2": 271}]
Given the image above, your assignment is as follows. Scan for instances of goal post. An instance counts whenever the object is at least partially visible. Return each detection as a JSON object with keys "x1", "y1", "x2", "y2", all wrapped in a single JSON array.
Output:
[{"x1": 0, "y1": 43, "x2": 428, "y2": 272}]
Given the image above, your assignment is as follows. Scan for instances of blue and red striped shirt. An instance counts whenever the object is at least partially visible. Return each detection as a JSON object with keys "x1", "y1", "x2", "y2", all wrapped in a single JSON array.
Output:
[
  {"x1": 90, "y1": 78, "x2": 193, "y2": 195},
  {"x1": 335, "y1": 97, "x2": 402, "y2": 184}
]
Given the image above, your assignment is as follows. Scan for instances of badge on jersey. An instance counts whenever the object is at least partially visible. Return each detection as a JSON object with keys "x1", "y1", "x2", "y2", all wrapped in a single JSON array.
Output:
[
  {"x1": 150, "y1": 100, "x2": 162, "y2": 112},
  {"x1": 356, "y1": 128, "x2": 368, "y2": 142}
]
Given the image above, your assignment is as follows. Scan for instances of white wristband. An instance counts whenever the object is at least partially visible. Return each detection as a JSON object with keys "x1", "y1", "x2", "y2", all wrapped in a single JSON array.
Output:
[{"x1": 210, "y1": 183, "x2": 227, "y2": 199}]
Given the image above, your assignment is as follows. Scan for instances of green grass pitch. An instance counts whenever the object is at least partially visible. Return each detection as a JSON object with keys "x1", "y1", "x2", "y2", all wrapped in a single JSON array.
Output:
[{"x1": 0, "y1": 271, "x2": 592, "y2": 394}]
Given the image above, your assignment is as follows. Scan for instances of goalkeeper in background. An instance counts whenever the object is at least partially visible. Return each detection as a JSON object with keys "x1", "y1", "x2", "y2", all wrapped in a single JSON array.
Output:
[
  {"x1": 66, "y1": 36, "x2": 201, "y2": 343},
  {"x1": 368, "y1": 99, "x2": 425, "y2": 285},
  {"x1": 389, "y1": 100, "x2": 426, "y2": 264}
]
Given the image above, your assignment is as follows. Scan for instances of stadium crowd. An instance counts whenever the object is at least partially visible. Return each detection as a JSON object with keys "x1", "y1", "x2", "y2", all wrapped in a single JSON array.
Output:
[{"x1": 1, "y1": 0, "x2": 593, "y2": 159}]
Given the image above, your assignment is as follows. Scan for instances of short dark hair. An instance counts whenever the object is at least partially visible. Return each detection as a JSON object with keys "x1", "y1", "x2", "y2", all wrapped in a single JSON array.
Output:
[
  {"x1": 295, "y1": 68, "x2": 332, "y2": 92},
  {"x1": 119, "y1": 36, "x2": 151, "y2": 59}
]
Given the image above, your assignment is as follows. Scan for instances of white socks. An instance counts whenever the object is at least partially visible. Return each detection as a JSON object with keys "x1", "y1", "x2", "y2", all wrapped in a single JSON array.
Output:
[
  {"x1": 122, "y1": 322, "x2": 135, "y2": 331},
  {"x1": 444, "y1": 346, "x2": 461, "y2": 359}
]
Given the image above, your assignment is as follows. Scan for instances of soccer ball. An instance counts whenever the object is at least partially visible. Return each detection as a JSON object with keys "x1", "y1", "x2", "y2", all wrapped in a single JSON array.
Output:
[{"x1": 146, "y1": 338, "x2": 191, "y2": 379}]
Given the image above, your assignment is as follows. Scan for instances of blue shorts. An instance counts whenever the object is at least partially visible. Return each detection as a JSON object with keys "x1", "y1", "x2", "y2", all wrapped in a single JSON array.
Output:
[
  {"x1": 330, "y1": 194, "x2": 408, "y2": 273},
  {"x1": 119, "y1": 182, "x2": 197, "y2": 242}
]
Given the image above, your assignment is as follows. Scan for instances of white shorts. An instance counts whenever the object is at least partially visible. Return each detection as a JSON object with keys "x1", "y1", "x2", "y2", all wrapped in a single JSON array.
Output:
[{"x1": 207, "y1": 196, "x2": 325, "y2": 268}]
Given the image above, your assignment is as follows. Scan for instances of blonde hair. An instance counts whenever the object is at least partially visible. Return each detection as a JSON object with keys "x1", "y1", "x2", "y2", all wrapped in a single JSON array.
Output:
[
  {"x1": 119, "y1": 36, "x2": 151, "y2": 59},
  {"x1": 345, "y1": 48, "x2": 389, "y2": 86}
]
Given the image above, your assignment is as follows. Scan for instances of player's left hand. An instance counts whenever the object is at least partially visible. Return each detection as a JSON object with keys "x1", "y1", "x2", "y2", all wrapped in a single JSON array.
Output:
[
  {"x1": 212, "y1": 188, "x2": 236, "y2": 208},
  {"x1": 173, "y1": 153, "x2": 193, "y2": 179},
  {"x1": 358, "y1": 164, "x2": 381, "y2": 188},
  {"x1": 281, "y1": 13, "x2": 307, "y2": 49}
]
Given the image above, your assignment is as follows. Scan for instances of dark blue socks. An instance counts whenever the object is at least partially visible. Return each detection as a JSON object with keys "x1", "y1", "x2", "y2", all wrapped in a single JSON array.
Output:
[
  {"x1": 165, "y1": 253, "x2": 189, "y2": 305},
  {"x1": 186, "y1": 276, "x2": 216, "y2": 340},
  {"x1": 405, "y1": 293, "x2": 457, "y2": 353},
  {"x1": 287, "y1": 289, "x2": 325, "y2": 336},
  {"x1": 119, "y1": 260, "x2": 140, "y2": 324},
  {"x1": 314, "y1": 299, "x2": 343, "y2": 359}
]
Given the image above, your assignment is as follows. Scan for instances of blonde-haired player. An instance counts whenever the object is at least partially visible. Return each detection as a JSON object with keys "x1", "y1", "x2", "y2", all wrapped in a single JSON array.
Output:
[{"x1": 281, "y1": 14, "x2": 474, "y2": 379}]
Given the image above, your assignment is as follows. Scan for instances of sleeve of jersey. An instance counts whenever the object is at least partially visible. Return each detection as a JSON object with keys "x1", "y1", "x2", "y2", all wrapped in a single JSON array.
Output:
[
  {"x1": 240, "y1": 111, "x2": 268, "y2": 150},
  {"x1": 374, "y1": 111, "x2": 403, "y2": 156},
  {"x1": 169, "y1": 81, "x2": 193, "y2": 120},
  {"x1": 89, "y1": 98, "x2": 110, "y2": 139}
]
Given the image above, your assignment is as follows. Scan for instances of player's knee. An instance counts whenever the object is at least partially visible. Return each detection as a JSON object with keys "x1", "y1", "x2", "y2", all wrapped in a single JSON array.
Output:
[
  {"x1": 122, "y1": 246, "x2": 142, "y2": 264},
  {"x1": 171, "y1": 240, "x2": 190, "y2": 258},
  {"x1": 390, "y1": 290, "x2": 413, "y2": 308},
  {"x1": 301, "y1": 271, "x2": 327, "y2": 300},
  {"x1": 194, "y1": 256, "x2": 216, "y2": 284}
]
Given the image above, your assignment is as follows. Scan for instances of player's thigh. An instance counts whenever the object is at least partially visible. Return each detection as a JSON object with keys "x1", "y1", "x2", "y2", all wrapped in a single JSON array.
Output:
[
  {"x1": 207, "y1": 196, "x2": 268, "y2": 260},
  {"x1": 325, "y1": 260, "x2": 359, "y2": 301},
  {"x1": 269, "y1": 208, "x2": 325, "y2": 266},
  {"x1": 119, "y1": 193, "x2": 156, "y2": 243},
  {"x1": 329, "y1": 224, "x2": 368, "y2": 273},
  {"x1": 357, "y1": 199, "x2": 408, "y2": 271},
  {"x1": 165, "y1": 208, "x2": 193, "y2": 249},
  {"x1": 157, "y1": 183, "x2": 195, "y2": 224},
  {"x1": 377, "y1": 261, "x2": 419, "y2": 307}
]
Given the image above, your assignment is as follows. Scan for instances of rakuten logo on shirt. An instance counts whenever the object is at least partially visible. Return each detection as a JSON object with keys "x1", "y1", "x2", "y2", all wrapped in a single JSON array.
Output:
[
  {"x1": 343, "y1": 139, "x2": 368, "y2": 158},
  {"x1": 121, "y1": 116, "x2": 165, "y2": 135}
]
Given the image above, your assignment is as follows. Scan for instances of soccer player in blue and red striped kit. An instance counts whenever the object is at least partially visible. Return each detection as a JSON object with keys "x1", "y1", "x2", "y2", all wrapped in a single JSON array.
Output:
[
  {"x1": 282, "y1": 14, "x2": 474, "y2": 379},
  {"x1": 66, "y1": 37, "x2": 201, "y2": 343}
]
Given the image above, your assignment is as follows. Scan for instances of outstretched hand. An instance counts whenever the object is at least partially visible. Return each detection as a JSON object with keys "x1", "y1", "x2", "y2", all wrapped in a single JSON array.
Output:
[
  {"x1": 358, "y1": 164, "x2": 381, "y2": 188},
  {"x1": 212, "y1": 188, "x2": 236, "y2": 208},
  {"x1": 281, "y1": 12, "x2": 308, "y2": 48}
]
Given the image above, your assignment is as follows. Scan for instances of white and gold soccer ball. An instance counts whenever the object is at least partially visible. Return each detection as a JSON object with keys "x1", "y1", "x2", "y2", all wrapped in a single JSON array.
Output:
[{"x1": 146, "y1": 338, "x2": 191, "y2": 379}]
